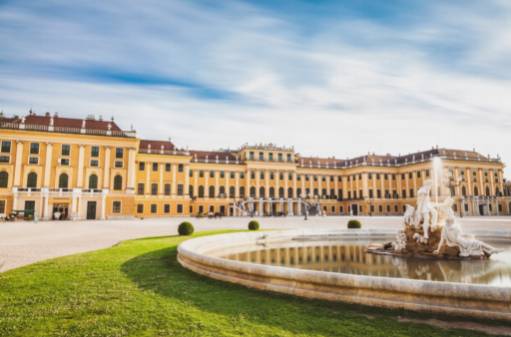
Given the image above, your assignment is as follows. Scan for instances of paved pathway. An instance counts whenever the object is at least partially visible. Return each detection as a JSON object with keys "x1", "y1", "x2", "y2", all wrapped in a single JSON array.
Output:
[{"x1": 1, "y1": 216, "x2": 510, "y2": 272}]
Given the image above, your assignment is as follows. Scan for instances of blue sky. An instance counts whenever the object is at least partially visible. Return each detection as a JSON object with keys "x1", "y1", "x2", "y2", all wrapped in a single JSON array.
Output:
[{"x1": 1, "y1": 0, "x2": 510, "y2": 176}]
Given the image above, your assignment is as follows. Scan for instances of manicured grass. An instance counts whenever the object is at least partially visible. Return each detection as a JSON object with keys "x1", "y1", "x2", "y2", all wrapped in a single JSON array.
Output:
[{"x1": 0, "y1": 231, "x2": 498, "y2": 337}]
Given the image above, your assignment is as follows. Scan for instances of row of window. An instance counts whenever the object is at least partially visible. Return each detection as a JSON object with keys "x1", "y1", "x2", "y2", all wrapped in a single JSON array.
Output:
[
  {"x1": 248, "y1": 151, "x2": 293, "y2": 162},
  {"x1": 0, "y1": 171, "x2": 124, "y2": 190},
  {"x1": 137, "y1": 203, "x2": 183, "y2": 214}
]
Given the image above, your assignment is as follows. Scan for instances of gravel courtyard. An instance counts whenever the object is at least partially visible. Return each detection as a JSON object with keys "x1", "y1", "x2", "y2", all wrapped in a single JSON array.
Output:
[{"x1": 1, "y1": 216, "x2": 510, "y2": 272}]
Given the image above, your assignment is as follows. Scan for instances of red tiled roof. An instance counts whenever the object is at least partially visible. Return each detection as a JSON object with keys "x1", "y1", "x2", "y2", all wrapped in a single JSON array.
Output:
[{"x1": 139, "y1": 139, "x2": 175, "y2": 151}]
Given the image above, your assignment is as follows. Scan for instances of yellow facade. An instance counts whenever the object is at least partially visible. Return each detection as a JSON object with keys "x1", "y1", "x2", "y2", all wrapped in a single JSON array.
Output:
[{"x1": 0, "y1": 113, "x2": 510, "y2": 220}]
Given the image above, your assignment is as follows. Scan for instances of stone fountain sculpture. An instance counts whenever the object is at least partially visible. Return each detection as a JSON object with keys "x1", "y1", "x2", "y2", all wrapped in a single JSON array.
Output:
[{"x1": 369, "y1": 159, "x2": 499, "y2": 259}]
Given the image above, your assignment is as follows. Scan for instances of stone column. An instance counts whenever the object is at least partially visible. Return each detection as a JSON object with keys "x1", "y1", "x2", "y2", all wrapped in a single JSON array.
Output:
[
  {"x1": 284, "y1": 172, "x2": 289, "y2": 198},
  {"x1": 101, "y1": 189, "x2": 108, "y2": 220},
  {"x1": 77, "y1": 145, "x2": 85, "y2": 188},
  {"x1": 214, "y1": 171, "x2": 220, "y2": 197},
  {"x1": 255, "y1": 170, "x2": 260, "y2": 198},
  {"x1": 362, "y1": 173, "x2": 368, "y2": 199},
  {"x1": 287, "y1": 198, "x2": 293, "y2": 216},
  {"x1": 43, "y1": 143, "x2": 53, "y2": 187},
  {"x1": 159, "y1": 163, "x2": 164, "y2": 194},
  {"x1": 127, "y1": 148, "x2": 136, "y2": 193},
  {"x1": 103, "y1": 147, "x2": 111, "y2": 189},
  {"x1": 235, "y1": 172, "x2": 240, "y2": 198},
  {"x1": 301, "y1": 175, "x2": 306, "y2": 198},
  {"x1": 42, "y1": 188, "x2": 51, "y2": 220},
  {"x1": 185, "y1": 166, "x2": 190, "y2": 196},
  {"x1": 292, "y1": 172, "x2": 298, "y2": 198},
  {"x1": 205, "y1": 173, "x2": 209, "y2": 197},
  {"x1": 193, "y1": 170, "x2": 199, "y2": 196},
  {"x1": 13, "y1": 141, "x2": 24, "y2": 187},
  {"x1": 145, "y1": 164, "x2": 150, "y2": 194},
  {"x1": 246, "y1": 170, "x2": 251, "y2": 197},
  {"x1": 265, "y1": 170, "x2": 270, "y2": 198},
  {"x1": 172, "y1": 163, "x2": 177, "y2": 195}
]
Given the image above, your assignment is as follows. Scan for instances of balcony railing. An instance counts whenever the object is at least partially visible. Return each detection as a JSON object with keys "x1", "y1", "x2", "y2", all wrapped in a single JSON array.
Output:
[{"x1": 0, "y1": 121, "x2": 136, "y2": 138}]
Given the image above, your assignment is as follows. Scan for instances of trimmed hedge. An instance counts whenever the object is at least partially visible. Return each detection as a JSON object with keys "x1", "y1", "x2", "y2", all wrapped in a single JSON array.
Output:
[
  {"x1": 347, "y1": 219, "x2": 362, "y2": 229},
  {"x1": 178, "y1": 221, "x2": 194, "y2": 236},
  {"x1": 248, "y1": 220, "x2": 260, "y2": 231}
]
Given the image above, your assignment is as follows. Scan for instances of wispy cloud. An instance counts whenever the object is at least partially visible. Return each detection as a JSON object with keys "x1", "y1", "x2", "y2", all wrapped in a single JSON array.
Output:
[{"x1": 0, "y1": 0, "x2": 510, "y2": 175}]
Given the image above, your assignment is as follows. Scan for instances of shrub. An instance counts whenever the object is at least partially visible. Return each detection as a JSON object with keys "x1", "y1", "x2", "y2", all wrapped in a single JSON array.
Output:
[
  {"x1": 248, "y1": 220, "x2": 260, "y2": 231},
  {"x1": 347, "y1": 219, "x2": 362, "y2": 229},
  {"x1": 178, "y1": 221, "x2": 194, "y2": 236}
]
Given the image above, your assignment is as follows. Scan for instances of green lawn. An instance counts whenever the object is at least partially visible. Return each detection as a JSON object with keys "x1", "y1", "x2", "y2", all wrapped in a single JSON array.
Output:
[{"x1": 0, "y1": 231, "x2": 501, "y2": 337}]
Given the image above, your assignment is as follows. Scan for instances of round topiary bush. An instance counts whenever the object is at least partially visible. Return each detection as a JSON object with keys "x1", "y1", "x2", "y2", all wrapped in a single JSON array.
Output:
[
  {"x1": 347, "y1": 219, "x2": 362, "y2": 229},
  {"x1": 248, "y1": 220, "x2": 260, "y2": 231},
  {"x1": 178, "y1": 221, "x2": 194, "y2": 236}
]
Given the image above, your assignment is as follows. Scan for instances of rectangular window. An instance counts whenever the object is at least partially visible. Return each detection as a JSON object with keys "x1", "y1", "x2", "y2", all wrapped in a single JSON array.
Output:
[
  {"x1": 139, "y1": 162, "x2": 145, "y2": 171},
  {"x1": 151, "y1": 204, "x2": 157, "y2": 213},
  {"x1": 177, "y1": 184, "x2": 184, "y2": 196},
  {"x1": 112, "y1": 201, "x2": 121, "y2": 213},
  {"x1": 61, "y1": 144, "x2": 70, "y2": 156},
  {"x1": 115, "y1": 148, "x2": 123, "y2": 159},
  {"x1": 91, "y1": 146, "x2": 99, "y2": 157},
  {"x1": 240, "y1": 172, "x2": 245, "y2": 179},
  {"x1": 30, "y1": 143, "x2": 39, "y2": 154},
  {"x1": 137, "y1": 183, "x2": 145, "y2": 195},
  {"x1": 29, "y1": 156, "x2": 38, "y2": 165},
  {"x1": 199, "y1": 171, "x2": 204, "y2": 178},
  {"x1": 151, "y1": 183, "x2": 158, "y2": 195},
  {"x1": 115, "y1": 160, "x2": 123, "y2": 168},
  {"x1": 60, "y1": 158, "x2": 69, "y2": 166},
  {"x1": 0, "y1": 155, "x2": 8, "y2": 163},
  {"x1": 230, "y1": 172, "x2": 235, "y2": 179},
  {"x1": 164, "y1": 183, "x2": 171, "y2": 195},
  {"x1": 0, "y1": 200, "x2": 5, "y2": 214},
  {"x1": 220, "y1": 171, "x2": 225, "y2": 178},
  {"x1": 177, "y1": 204, "x2": 183, "y2": 213},
  {"x1": 137, "y1": 204, "x2": 144, "y2": 213},
  {"x1": 210, "y1": 171, "x2": 214, "y2": 178},
  {"x1": 165, "y1": 163, "x2": 171, "y2": 172},
  {"x1": 249, "y1": 152, "x2": 254, "y2": 160},
  {"x1": 152, "y1": 162, "x2": 158, "y2": 171},
  {"x1": 164, "y1": 204, "x2": 170, "y2": 213},
  {"x1": 178, "y1": 164, "x2": 184, "y2": 172},
  {"x1": 1, "y1": 141, "x2": 11, "y2": 153}
]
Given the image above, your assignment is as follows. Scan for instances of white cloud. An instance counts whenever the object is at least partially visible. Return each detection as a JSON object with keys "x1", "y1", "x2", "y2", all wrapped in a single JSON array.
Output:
[{"x1": 0, "y1": 0, "x2": 510, "y2": 176}]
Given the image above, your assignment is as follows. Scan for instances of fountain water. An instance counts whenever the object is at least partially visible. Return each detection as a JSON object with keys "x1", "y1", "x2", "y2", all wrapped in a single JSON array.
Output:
[
  {"x1": 368, "y1": 157, "x2": 499, "y2": 259},
  {"x1": 432, "y1": 156, "x2": 443, "y2": 204}
]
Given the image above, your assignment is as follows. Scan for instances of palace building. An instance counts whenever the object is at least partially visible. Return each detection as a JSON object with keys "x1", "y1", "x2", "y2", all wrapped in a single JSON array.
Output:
[{"x1": 0, "y1": 111, "x2": 510, "y2": 220}]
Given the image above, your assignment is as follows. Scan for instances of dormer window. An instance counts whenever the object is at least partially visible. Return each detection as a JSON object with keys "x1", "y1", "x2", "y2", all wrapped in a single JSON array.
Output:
[
  {"x1": 259, "y1": 152, "x2": 264, "y2": 160},
  {"x1": 269, "y1": 152, "x2": 273, "y2": 161}
]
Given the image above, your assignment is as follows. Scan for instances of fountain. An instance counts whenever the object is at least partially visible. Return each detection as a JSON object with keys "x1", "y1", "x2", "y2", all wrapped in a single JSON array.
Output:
[
  {"x1": 368, "y1": 157, "x2": 499, "y2": 259},
  {"x1": 177, "y1": 156, "x2": 511, "y2": 320}
]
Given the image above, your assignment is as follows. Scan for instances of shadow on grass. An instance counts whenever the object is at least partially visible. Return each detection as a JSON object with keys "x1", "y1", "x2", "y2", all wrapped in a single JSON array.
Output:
[{"x1": 120, "y1": 243, "x2": 494, "y2": 337}]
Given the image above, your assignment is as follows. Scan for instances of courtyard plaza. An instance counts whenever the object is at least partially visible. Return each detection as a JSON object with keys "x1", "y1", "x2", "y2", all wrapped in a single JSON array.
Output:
[{"x1": 1, "y1": 216, "x2": 510, "y2": 273}]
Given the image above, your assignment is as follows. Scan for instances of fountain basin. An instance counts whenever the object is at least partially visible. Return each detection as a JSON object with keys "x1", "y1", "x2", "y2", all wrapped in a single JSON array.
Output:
[{"x1": 177, "y1": 230, "x2": 511, "y2": 321}]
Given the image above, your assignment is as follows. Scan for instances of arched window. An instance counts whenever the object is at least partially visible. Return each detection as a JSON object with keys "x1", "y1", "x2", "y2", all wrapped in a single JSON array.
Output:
[
  {"x1": 113, "y1": 175, "x2": 122, "y2": 190},
  {"x1": 189, "y1": 185, "x2": 193, "y2": 197},
  {"x1": 198, "y1": 186, "x2": 204, "y2": 197},
  {"x1": 485, "y1": 186, "x2": 491, "y2": 196},
  {"x1": 219, "y1": 186, "x2": 225, "y2": 196},
  {"x1": 297, "y1": 188, "x2": 302, "y2": 198},
  {"x1": 288, "y1": 188, "x2": 293, "y2": 198},
  {"x1": 496, "y1": 188, "x2": 501, "y2": 197},
  {"x1": 239, "y1": 186, "x2": 245, "y2": 198},
  {"x1": 462, "y1": 186, "x2": 467, "y2": 197},
  {"x1": 27, "y1": 172, "x2": 37, "y2": 188},
  {"x1": 278, "y1": 187, "x2": 284, "y2": 198},
  {"x1": 474, "y1": 186, "x2": 479, "y2": 196},
  {"x1": 259, "y1": 187, "x2": 265, "y2": 198},
  {"x1": 0, "y1": 171, "x2": 8, "y2": 188},
  {"x1": 250, "y1": 186, "x2": 256, "y2": 197},
  {"x1": 58, "y1": 173, "x2": 69, "y2": 189},
  {"x1": 229, "y1": 186, "x2": 235, "y2": 198},
  {"x1": 209, "y1": 185, "x2": 215, "y2": 198},
  {"x1": 269, "y1": 187, "x2": 275, "y2": 198},
  {"x1": 88, "y1": 174, "x2": 98, "y2": 189}
]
